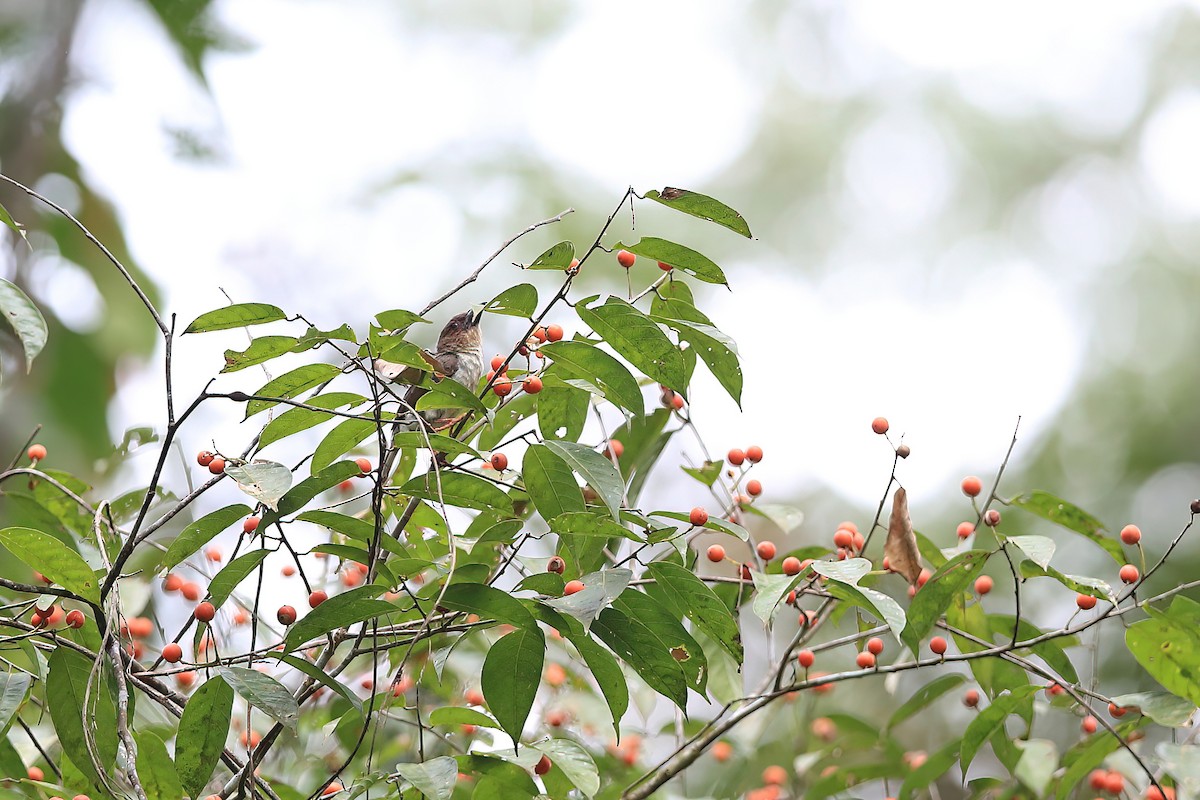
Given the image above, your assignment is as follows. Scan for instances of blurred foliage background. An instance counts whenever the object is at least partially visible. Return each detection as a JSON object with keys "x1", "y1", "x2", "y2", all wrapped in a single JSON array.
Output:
[{"x1": 3, "y1": 0, "x2": 1200, "y2": 790}]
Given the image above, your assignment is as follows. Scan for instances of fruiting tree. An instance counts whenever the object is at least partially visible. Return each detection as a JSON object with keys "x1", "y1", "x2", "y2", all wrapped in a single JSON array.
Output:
[{"x1": 0, "y1": 175, "x2": 1197, "y2": 800}]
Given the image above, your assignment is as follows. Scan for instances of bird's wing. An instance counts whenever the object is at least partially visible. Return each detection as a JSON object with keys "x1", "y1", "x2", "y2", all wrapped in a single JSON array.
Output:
[{"x1": 373, "y1": 349, "x2": 449, "y2": 384}]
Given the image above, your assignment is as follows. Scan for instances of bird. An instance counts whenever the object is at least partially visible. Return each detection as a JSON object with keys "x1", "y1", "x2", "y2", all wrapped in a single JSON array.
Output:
[{"x1": 373, "y1": 307, "x2": 485, "y2": 430}]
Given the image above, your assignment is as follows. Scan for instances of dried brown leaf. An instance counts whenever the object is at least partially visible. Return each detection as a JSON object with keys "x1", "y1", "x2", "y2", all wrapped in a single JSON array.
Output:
[{"x1": 885, "y1": 487, "x2": 922, "y2": 584}]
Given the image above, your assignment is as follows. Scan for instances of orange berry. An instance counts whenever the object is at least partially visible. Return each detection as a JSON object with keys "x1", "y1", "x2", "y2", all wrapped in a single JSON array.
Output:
[
  {"x1": 308, "y1": 590, "x2": 328, "y2": 608},
  {"x1": 929, "y1": 636, "x2": 948, "y2": 655},
  {"x1": 756, "y1": 541, "x2": 776, "y2": 561},
  {"x1": 523, "y1": 376, "x2": 543, "y2": 394},
  {"x1": 833, "y1": 529, "x2": 853, "y2": 548},
  {"x1": 711, "y1": 741, "x2": 733, "y2": 762},
  {"x1": 706, "y1": 545, "x2": 726, "y2": 563},
  {"x1": 745, "y1": 445, "x2": 763, "y2": 463},
  {"x1": 1120, "y1": 524, "x2": 1142, "y2": 544},
  {"x1": 196, "y1": 450, "x2": 214, "y2": 466},
  {"x1": 871, "y1": 417, "x2": 889, "y2": 435},
  {"x1": 1076, "y1": 593, "x2": 1097, "y2": 610},
  {"x1": 65, "y1": 609, "x2": 85, "y2": 629},
  {"x1": 917, "y1": 568, "x2": 932, "y2": 587},
  {"x1": 356, "y1": 457, "x2": 372, "y2": 474},
  {"x1": 782, "y1": 556, "x2": 801, "y2": 575},
  {"x1": 545, "y1": 708, "x2": 567, "y2": 727},
  {"x1": 1104, "y1": 772, "x2": 1125, "y2": 794},
  {"x1": 956, "y1": 521, "x2": 975, "y2": 539},
  {"x1": 689, "y1": 507, "x2": 708, "y2": 526},
  {"x1": 176, "y1": 671, "x2": 195, "y2": 688},
  {"x1": 162, "y1": 643, "x2": 183, "y2": 663},
  {"x1": 490, "y1": 453, "x2": 508, "y2": 471},
  {"x1": 490, "y1": 354, "x2": 506, "y2": 370},
  {"x1": 852, "y1": 531, "x2": 865, "y2": 551},
  {"x1": 1089, "y1": 770, "x2": 1108, "y2": 790},
  {"x1": 27, "y1": 766, "x2": 44, "y2": 781},
  {"x1": 1120, "y1": 564, "x2": 1140, "y2": 584},
  {"x1": 604, "y1": 439, "x2": 624, "y2": 459},
  {"x1": 544, "y1": 662, "x2": 566, "y2": 687},
  {"x1": 208, "y1": 458, "x2": 226, "y2": 475},
  {"x1": 277, "y1": 605, "x2": 297, "y2": 625},
  {"x1": 670, "y1": 393, "x2": 685, "y2": 411},
  {"x1": 243, "y1": 516, "x2": 260, "y2": 533},
  {"x1": 194, "y1": 602, "x2": 216, "y2": 623},
  {"x1": 616, "y1": 250, "x2": 636, "y2": 268},
  {"x1": 128, "y1": 616, "x2": 153, "y2": 638},
  {"x1": 746, "y1": 479, "x2": 763, "y2": 497},
  {"x1": 727, "y1": 448, "x2": 745, "y2": 466},
  {"x1": 341, "y1": 570, "x2": 362, "y2": 587},
  {"x1": 762, "y1": 765, "x2": 787, "y2": 786},
  {"x1": 856, "y1": 651, "x2": 876, "y2": 668},
  {"x1": 1146, "y1": 786, "x2": 1176, "y2": 800},
  {"x1": 1046, "y1": 682, "x2": 1066, "y2": 697},
  {"x1": 867, "y1": 637, "x2": 884, "y2": 655},
  {"x1": 533, "y1": 327, "x2": 548, "y2": 343},
  {"x1": 535, "y1": 754, "x2": 552, "y2": 775},
  {"x1": 337, "y1": 479, "x2": 354, "y2": 492},
  {"x1": 797, "y1": 650, "x2": 815, "y2": 668},
  {"x1": 563, "y1": 580, "x2": 584, "y2": 595},
  {"x1": 281, "y1": 564, "x2": 296, "y2": 577},
  {"x1": 26, "y1": 444, "x2": 47, "y2": 461},
  {"x1": 181, "y1": 582, "x2": 202, "y2": 601},
  {"x1": 1109, "y1": 702, "x2": 1127, "y2": 717},
  {"x1": 961, "y1": 475, "x2": 983, "y2": 497},
  {"x1": 963, "y1": 689, "x2": 980, "y2": 708},
  {"x1": 492, "y1": 378, "x2": 512, "y2": 397},
  {"x1": 974, "y1": 575, "x2": 993, "y2": 595},
  {"x1": 205, "y1": 545, "x2": 222, "y2": 563},
  {"x1": 547, "y1": 556, "x2": 565, "y2": 574},
  {"x1": 657, "y1": 260, "x2": 673, "y2": 271},
  {"x1": 1081, "y1": 715, "x2": 1098, "y2": 734},
  {"x1": 321, "y1": 784, "x2": 342, "y2": 796},
  {"x1": 546, "y1": 323, "x2": 564, "y2": 342}
]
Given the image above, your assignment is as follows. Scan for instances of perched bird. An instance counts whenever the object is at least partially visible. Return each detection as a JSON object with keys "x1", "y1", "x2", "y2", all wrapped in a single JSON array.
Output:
[{"x1": 373, "y1": 307, "x2": 485, "y2": 430}]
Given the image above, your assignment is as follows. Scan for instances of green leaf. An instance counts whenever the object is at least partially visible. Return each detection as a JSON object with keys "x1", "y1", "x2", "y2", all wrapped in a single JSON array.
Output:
[
  {"x1": 567, "y1": 632, "x2": 628, "y2": 734},
  {"x1": 899, "y1": 739, "x2": 960, "y2": 800},
  {"x1": 271, "y1": 460, "x2": 363, "y2": 519},
  {"x1": 258, "y1": 392, "x2": 366, "y2": 449},
  {"x1": 219, "y1": 666, "x2": 300, "y2": 729},
  {"x1": 652, "y1": 510, "x2": 750, "y2": 541},
  {"x1": 543, "y1": 568, "x2": 633, "y2": 627},
  {"x1": 1055, "y1": 719, "x2": 1151, "y2": 800},
  {"x1": 1014, "y1": 739, "x2": 1058, "y2": 796},
  {"x1": 990, "y1": 614, "x2": 1079, "y2": 684},
  {"x1": 273, "y1": 654, "x2": 362, "y2": 716},
  {"x1": 1110, "y1": 691, "x2": 1196, "y2": 726},
  {"x1": 487, "y1": 283, "x2": 538, "y2": 317},
  {"x1": 749, "y1": 569, "x2": 801, "y2": 624},
  {"x1": 613, "y1": 589, "x2": 708, "y2": 694},
  {"x1": 542, "y1": 440, "x2": 624, "y2": 520},
  {"x1": 576, "y1": 295, "x2": 689, "y2": 391},
  {"x1": 0, "y1": 200, "x2": 28, "y2": 244},
  {"x1": 902, "y1": 550, "x2": 990, "y2": 653},
  {"x1": 440, "y1": 582, "x2": 538, "y2": 629},
  {"x1": 537, "y1": 738, "x2": 600, "y2": 797},
  {"x1": 428, "y1": 707, "x2": 500, "y2": 729},
  {"x1": 548, "y1": 512, "x2": 639, "y2": 541},
  {"x1": 539, "y1": 340, "x2": 643, "y2": 416},
  {"x1": 613, "y1": 237, "x2": 727, "y2": 286},
  {"x1": 223, "y1": 460, "x2": 293, "y2": 511},
  {"x1": 652, "y1": 314, "x2": 743, "y2": 408},
  {"x1": 184, "y1": 302, "x2": 287, "y2": 334},
  {"x1": 395, "y1": 756, "x2": 459, "y2": 800},
  {"x1": 887, "y1": 674, "x2": 965, "y2": 732},
  {"x1": 681, "y1": 460, "x2": 723, "y2": 487},
  {"x1": 245, "y1": 363, "x2": 341, "y2": 417},
  {"x1": 810, "y1": 558, "x2": 908, "y2": 642},
  {"x1": 391, "y1": 431, "x2": 482, "y2": 460},
  {"x1": 220, "y1": 335, "x2": 299, "y2": 373},
  {"x1": 1019, "y1": 561, "x2": 1114, "y2": 600},
  {"x1": 1007, "y1": 535, "x2": 1056, "y2": 569},
  {"x1": 1127, "y1": 601, "x2": 1200, "y2": 707},
  {"x1": 1009, "y1": 491, "x2": 1123, "y2": 564},
  {"x1": 744, "y1": 503, "x2": 806, "y2": 534},
  {"x1": 161, "y1": 504, "x2": 251, "y2": 572},
  {"x1": 135, "y1": 731, "x2": 185, "y2": 800},
  {"x1": 0, "y1": 672, "x2": 31, "y2": 733},
  {"x1": 482, "y1": 627, "x2": 546, "y2": 745},
  {"x1": 0, "y1": 527, "x2": 99, "y2": 603},
  {"x1": 284, "y1": 585, "x2": 394, "y2": 652},
  {"x1": 643, "y1": 187, "x2": 752, "y2": 238},
  {"x1": 0, "y1": 277, "x2": 47, "y2": 371},
  {"x1": 47, "y1": 648, "x2": 118, "y2": 786},
  {"x1": 417, "y1": 376, "x2": 488, "y2": 414},
  {"x1": 526, "y1": 241, "x2": 575, "y2": 270},
  {"x1": 591, "y1": 606, "x2": 688, "y2": 710},
  {"x1": 311, "y1": 417, "x2": 381, "y2": 473},
  {"x1": 537, "y1": 384, "x2": 589, "y2": 442},
  {"x1": 400, "y1": 471, "x2": 515, "y2": 515},
  {"x1": 523, "y1": 445, "x2": 585, "y2": 521},
  {"x1": 960, "y1": 686, "x2": 1041, "y2": 775},
  {"x1": 207, "y1": 549, "x2": 271, "y2": 608},
  {"x1": 375, "y1": 309, "x2": 429, "y2": 331}
]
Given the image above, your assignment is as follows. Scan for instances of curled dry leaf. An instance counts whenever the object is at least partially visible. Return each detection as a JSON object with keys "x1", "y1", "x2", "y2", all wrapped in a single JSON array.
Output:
[{"x1": 884, "y1": 487, "x2": 922, "y2": 584}]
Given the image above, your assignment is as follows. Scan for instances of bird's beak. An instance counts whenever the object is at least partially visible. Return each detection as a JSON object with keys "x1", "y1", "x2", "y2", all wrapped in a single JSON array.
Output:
[{"x1": 467, "y1": 304, "x2": 485, "y2": 326}]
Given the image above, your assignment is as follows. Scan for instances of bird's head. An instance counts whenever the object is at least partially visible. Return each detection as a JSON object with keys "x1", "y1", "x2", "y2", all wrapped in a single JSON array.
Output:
[{"x1": 436, "y1": 307, "x2": 483, "y2": 352}]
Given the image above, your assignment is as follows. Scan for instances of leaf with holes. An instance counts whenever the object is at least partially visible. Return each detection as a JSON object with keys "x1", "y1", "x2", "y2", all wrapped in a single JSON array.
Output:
[
  {"x1": 395, "y1": 756, "x2": 459, "y2": 800},
  {"x1": 223, "y1": 460, "x2": 293, "y2": 511},
  {"x1": 647, "y1": 561, "x2": 742, "y2": 664},
  {"x1": 185, "y1": 302, "x2": 287, "y2": 334},
  {"x1": 524, "y1": 444, "x2": 586, "y2": 522},
  {"x1": 539, "y1": 340, "x2": 643, "y2": 416},
  {"x1": 1007, "y1": 534, "x2": 1055, "y2": 569},
  {"x1": 220, "y1": 335, "x2": 299, "y2": 373},
  {"x1": 643, "y1": 187, "x2": 752, "y2": 238},
  {"x1": 487, "y1": 283, "x2": 538, "y2": 317},
  {"x1": 577, "y1": 295, "x2": 688, "y2": 392},
  {"x1": 526, "y1": 241, "x2": 576, "y2": 270},
  {"x1": 219, "y1": 667, "x2": 300, "y2": 729},
  {"x1": 1010, "y1": 491, "x2": 1123, "y2": 564},
  {"x1": 652, "y1": 314, "x2": 742, "y2": 407},
  {"x1": 613, "y1": 237, "x2": 728, "y2": 286},
  {"x1": 592, "y1": 607, "x2": 687, "y2": 710},
  {"x1": 401, "y1": 471, "x2": 515, "y2": 515}
]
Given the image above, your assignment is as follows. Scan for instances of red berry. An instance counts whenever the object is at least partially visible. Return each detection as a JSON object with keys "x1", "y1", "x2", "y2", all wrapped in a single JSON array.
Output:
[
  {"x1": 956, "y1": 521, "x2": 975, "y2": 539},
  {"x1": 546, "y1": 324, "x2": 564, "y2": 342},
  {"x1": 243, "y1": 516, "x2": 260, "y2": 533},
  {"x1": 929, "y1": 636, "x2": 948, "y2": 655},
  {"x1": 181, "y1": 582, "x2": 202, "y2": 601},
  {"x1": 534, "y1": 754, "x2": 552, "y2": 775},
  {"x1": 746, "y1": 479, "x2": 763, "y2": 497},
  {"x1": 867, "y1": 637, "x2": 884, "y2": 655},
  {"x1": 961, "y1": 475, "x2": 983, "y2": 497},
  {"x1": 871, "y1": 417, "x2": 889, "y2": 435},
  {"x1": 1109, "y1": 702, "x2": 1127, "y2": 717},
  {"x1": 984, "y1": 509, "x2": 1001, "y2": 527},
  {"x1": 670, "y1": 393, "x2": 685, "y2": 411},
  {"x1": 533, "y1": 327, "x2": 548, "y2": 343},
  {"x1": 208, "y1": 458, "x2": 226, "y2": 475},
  {"x1": 657, "y1": 260, "x2": 673, "y2": 271},
  {"x1": 762, "y1": 765, "x2": 787, "y2": 786},
  {"x1": 856, "y1": 651, "x2": 876, "y2": 668},
  {"x1": 963, "y1": 689, "x2": 980, "y2": 708},
  {"x1": 563, "y1": 580, "x2": 584, "y2": 596},
  {"x1": 27, "y1": 444, "x2": 47, "y2": 461},
  {"x1": 1120, "y1": 524, "x2": 1142, "y2": 545},
  {"x1": 756, "y1": 541, "x2": 777, "y2": 561},
  {"x1": 523, "y1": 376, "x2": 543, "y2": 394},
  {"x1": 1104, "y1": 772, "x2": 1125, "y2": 794},
  {"x1": 974, "y1": 575, "x2": 993, "y2": 595},
  {"x1": 1120, "y1": 564, "x2": 1139, "y2": 584},
  {"x1": 27, "y1": 767, "x2": 44, "y2": 782},
  {"x1": 1089, "y1": 769, "x2": 1108, "y2": 790},
  {"x1": 162, "y1": 643, "x2": 183, "y2": 663},
  {"x1": 727, "y1": 448, "x2": 745, "y2": 466},
  {"x1": 281, "y1": 564, "x2": 296, "y2": 577},
  {"x1": 492, "y1": 379, "x2": 512, "y2": 397},
  {"x1": 547, "y1": 556, "x2": 565, "y2": 574},
  {"x1": 706, "y1": 545, "x2": 726, "y2": 563},
  {"x1": 1076, "y1": 593, "x2": 1097, "y2": 610},
  {"x1": 833, "y1": 529, "x2": 853, "y2": 548},
  {"x1": 277, "y1": 605, "x2": 297, "y2": 625},
  {"x1": 356, "y1": 457, "x2": 372, "y2": 474},
  {"x1": 197, "y1": 451, "x2": 214, "y2": 466},
  {"x1": 1081, "y1": 715, "x2": 1098, "y2": 734},
  {"x1": 689, "y1": 507, "x2": 709, "y2": 526},
  {"x1": 745, "y1": 445, "x2": 764, "y2": 463},
  {"x1": 490, "y1": 355, "x2": 505, "y2": 370},
  {"x1": 65, "y1": 609, "x2": 85, "y2": 629},
  {"x1": 605, "y1": 439, "x2": 624, "y2": 459},
  {"x1": 740, "y1": 563, "x2": 752, "y2": 580},
  {"x1": 490, "y1": 453, "x2": 508, "y2": 471},
  {"x1": 782, "y1": 557, "x2": 802, "y2": 576},
  {"x1": 797, "y1": 650, "x2": 815, "y2": 668},
  {"x1": 308, "y1": 591, "x2": 328, "y2": 608},
  {"x1": 194, "y1": 602, "x2": 216, "y2": 623},
  {"x1": 616, "y1": 250, "x2": 636, "y2": 268}
]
